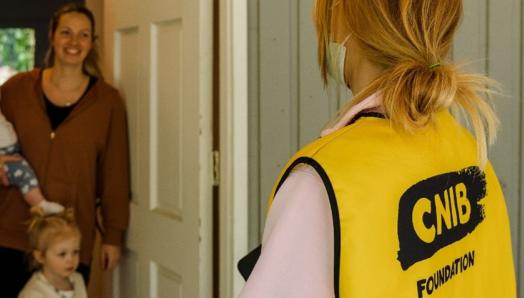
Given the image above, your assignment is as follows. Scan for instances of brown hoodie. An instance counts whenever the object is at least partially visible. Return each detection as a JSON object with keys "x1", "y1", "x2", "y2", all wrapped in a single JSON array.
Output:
[{"x1": 0, "y1": 69, "x2": 130, "y2": 265}]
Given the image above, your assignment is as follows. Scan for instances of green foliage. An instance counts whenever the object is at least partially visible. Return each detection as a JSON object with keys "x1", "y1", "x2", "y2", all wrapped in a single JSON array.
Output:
[{"x1": 0, "y1": 28, "x2": 35, "y2": 71}]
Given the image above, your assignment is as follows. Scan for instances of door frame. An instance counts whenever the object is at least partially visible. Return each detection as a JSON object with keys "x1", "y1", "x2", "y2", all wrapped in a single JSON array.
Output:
[
  {"x1": 218, "y1": 0, "x2": 249, "y2": 297},
  {"x1": 199, "y1": 0, "x2": 214, "y2": 297}
]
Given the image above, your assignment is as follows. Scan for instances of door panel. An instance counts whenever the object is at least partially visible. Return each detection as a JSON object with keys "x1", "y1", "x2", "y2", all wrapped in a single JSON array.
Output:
[
  {"x1": 107, "y1": 0, "x2": 212, "y2": 296},
  {"x1": 152, "y1": 19, "x2": 184, "y2": 219}
]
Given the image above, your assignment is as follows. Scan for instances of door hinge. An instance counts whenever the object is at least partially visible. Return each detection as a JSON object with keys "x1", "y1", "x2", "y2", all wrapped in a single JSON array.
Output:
[{"x1": 212, "y1": 150, "x2": 220, "y2": 186}]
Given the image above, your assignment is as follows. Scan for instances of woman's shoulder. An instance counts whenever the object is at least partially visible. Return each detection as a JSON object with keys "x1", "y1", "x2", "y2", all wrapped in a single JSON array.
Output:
[
  {"x1": 94, "y1": 77, "x2": 117, "y2": 92},
  {"x1": 93, "y1": 78, "x2": 120, "y2": 96},
  {"x1": 2, "y1": 69, "x2": 39, "y2": 90},
  {"x1": 92, "y1": 78, "x2": 125, "y2": 105}
]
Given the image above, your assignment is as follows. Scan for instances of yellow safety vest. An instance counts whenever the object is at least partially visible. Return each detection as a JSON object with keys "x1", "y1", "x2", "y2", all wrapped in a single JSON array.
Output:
[{"x1": 268, "y1": 111, "x2": 516, "y2": 298}]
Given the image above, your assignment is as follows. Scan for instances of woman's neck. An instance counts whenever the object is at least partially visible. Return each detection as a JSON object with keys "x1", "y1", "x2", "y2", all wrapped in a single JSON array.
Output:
[
  {"x1": 344, "y1": 38, "x2": 385, "y2": 96},
  {"x1": 45, "y1": 66, "x2": 88, "y2": 92},
  {"x1": 348, "y1": 58, "x2": 384, "y2": 96}
]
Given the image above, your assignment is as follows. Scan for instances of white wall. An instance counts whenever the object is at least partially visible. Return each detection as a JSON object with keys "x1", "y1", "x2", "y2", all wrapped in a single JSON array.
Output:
[
  {"x1": 455, "y1": 0, "x2": 522, "y2": 294},
  {"x1": 248, "y1": 0, "x2": 523, "y2": 295}
]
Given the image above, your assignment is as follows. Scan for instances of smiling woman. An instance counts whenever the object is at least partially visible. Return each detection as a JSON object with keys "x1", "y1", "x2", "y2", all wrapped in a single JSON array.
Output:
[
  {"x1": 42, "y1": 9, "x2": 96, "y2": 108},
  {"x1": 49, "y1": 13, "x2": 93, "y2": 72},
  {"x1": 0, "y1": 3, "x2": 130, "y2": 297}
]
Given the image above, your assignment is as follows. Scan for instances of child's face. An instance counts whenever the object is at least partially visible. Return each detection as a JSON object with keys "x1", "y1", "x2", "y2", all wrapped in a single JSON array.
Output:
[{"x1": 36, "y1": 234, "x2": 80, "y2": 280}]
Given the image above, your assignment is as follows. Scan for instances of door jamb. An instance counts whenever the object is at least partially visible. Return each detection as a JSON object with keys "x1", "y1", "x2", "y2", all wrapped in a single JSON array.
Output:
[{"x1": 219, "y1": 0, "x2": 249, "y2": 296}]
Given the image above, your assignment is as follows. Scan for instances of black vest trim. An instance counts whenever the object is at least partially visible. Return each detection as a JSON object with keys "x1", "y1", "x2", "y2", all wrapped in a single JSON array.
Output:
[
  {"x1": 348, "y1": 111, "x2": 385, "y2": 125},
  {"x1": 274, "y1": 157, "x2": 341, "y2": 298}
]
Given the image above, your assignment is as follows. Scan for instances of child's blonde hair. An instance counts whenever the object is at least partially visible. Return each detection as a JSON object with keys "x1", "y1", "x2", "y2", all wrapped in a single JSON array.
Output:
[
  {"x1": 315, "y1": 0, "x2": 498, "y2": 167},
  {"x1": 27, "y1": 207, "x2": 81, "y2": 268}
]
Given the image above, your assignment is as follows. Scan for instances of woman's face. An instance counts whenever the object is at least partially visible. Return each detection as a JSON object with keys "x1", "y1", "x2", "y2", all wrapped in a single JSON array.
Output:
[{"x1": 51, "y1": 12, "x2": 93, "y2": 68}]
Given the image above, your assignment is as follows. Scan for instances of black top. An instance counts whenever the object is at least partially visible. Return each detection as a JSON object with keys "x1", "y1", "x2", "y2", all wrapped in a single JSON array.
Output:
[{"x1": 44, "y1": 76, "x2": 97, "y2": 130}]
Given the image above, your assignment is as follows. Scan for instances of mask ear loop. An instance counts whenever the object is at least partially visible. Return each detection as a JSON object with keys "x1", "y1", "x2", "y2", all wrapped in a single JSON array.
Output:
[
  {"x1": 337, "y1": 33, "x2": 351, "y2": 86},
  {"x1": 341, "y1": 33, "x2": 351, "y2": 45},
  {"x1": 331, "y1": 33, "x2": 352, "y2": 123},
  {"x1": 334, "y1": 33, "x2": 352, "y2": 57}
]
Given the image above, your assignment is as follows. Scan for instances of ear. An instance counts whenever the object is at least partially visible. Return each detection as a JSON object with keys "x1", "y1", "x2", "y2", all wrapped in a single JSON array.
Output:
[{"x1": 33, "y1": 250, "x2": 44, "y2": 264}]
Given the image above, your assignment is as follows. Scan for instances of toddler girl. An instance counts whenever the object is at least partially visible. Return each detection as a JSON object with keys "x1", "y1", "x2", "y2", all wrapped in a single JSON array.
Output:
[
  {"x1": 0, "y1": 112, "x2": 63, "y2": 214},
  {"x1": 18, "y1": 207, "x2": 87, "y2": 298}
]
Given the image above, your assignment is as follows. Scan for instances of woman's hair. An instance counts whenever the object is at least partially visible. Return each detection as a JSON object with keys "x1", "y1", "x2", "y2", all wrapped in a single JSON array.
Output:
[
  {"x1": 44, "y1": 3, "x2": 103, "y2": 78},
  {"x1": 315, "y1": 0, "x2": 498, "y2": 166},
  {"x1": 27, "y1": 207, "x2": 81, "y2": 268}
]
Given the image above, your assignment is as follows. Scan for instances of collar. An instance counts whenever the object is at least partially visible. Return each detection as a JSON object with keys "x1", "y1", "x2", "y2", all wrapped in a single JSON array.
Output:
[
  {"x1": 36, "y1": 271, "x2": 76, "y2": 296},
  {"x1": 320, "y1": 91, "x2": 383, "y2": 137}
]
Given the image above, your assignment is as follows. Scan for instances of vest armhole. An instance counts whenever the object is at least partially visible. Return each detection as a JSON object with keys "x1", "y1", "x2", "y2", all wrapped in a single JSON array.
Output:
[{"x1": 273, "y1": 156, "x2": 342, "y2": 298}]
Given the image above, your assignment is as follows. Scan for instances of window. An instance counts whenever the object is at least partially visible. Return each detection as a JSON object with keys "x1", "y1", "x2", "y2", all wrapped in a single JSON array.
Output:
[{"x1": 0, "y1": 28, "x2": 35, "y2": 85}]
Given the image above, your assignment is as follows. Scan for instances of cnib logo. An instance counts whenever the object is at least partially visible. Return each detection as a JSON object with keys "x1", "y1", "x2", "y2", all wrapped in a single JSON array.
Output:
[{"x1": 397, "y1": 167, "x2": 486, "y2": 270}]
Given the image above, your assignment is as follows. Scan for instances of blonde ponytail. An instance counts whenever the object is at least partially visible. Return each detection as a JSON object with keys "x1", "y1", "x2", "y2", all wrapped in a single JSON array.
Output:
[
  {"x1": 27, "y1": 206, "x2": 46, "y2": 235},
  {"x1": 315, "y1": 0, "x2": 499, "y2": 167},
  {"x1": 383, "y1": 62, "x2": 498, "y2": 166}
]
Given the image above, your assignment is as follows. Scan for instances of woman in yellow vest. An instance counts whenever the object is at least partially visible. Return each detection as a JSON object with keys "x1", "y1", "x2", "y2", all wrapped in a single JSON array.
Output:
[{"x1": 239, "y1": 0, "x2": 516, "y2": 297}]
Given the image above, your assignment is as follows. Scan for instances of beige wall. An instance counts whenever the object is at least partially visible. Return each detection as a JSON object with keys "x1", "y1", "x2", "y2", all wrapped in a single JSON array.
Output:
[
  {"x1": 86, "y1": 0, "x2": 114, "y2": 83},
  {"x1": 86, "y1": 0, "x2": 103, "y2": 41},
  {"x1": 85, "y1": 1, "x2": 113, "y2": 297},
  {"x1": 85, "y1": 0, "x2": 104, "y2": 72}
]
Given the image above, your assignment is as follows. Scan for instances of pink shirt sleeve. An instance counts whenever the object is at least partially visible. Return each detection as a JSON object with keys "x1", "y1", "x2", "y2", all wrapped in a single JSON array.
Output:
[{"x1": 239, "y1": 165, "x2": 335, "y2": 298}]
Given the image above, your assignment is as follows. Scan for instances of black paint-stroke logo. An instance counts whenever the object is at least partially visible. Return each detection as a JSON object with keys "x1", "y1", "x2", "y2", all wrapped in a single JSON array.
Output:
[{"x1": 397, "y1": 167, "x2": 486, "y2": 270}]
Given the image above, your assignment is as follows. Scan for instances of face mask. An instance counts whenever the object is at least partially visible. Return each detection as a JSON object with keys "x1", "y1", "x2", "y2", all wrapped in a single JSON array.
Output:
[{"x1": 326, "y1": 35, "x2": 351, "y2": 86}]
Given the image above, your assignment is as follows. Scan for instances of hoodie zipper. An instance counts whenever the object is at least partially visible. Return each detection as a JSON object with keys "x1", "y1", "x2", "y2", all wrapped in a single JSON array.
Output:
[{"x1": 37, "y1": 69, "x2": 96, "y2": 187}]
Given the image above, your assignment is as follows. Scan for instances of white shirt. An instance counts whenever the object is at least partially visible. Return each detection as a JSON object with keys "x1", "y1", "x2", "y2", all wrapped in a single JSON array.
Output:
[
  {"x1": 18, "y1": 271, "x2": 87, "y2": 298},
  {"x1": 239, "y1": 165, "x2": 334, "y2": 298},
  {"x1": 239, "y1": 93, "x2": 382, "y2": 297}
]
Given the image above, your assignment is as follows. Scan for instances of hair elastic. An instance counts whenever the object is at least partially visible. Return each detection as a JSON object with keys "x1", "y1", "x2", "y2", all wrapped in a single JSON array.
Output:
[{"x1": 428, "y1": 63, "x2": 441, "y2": 70}]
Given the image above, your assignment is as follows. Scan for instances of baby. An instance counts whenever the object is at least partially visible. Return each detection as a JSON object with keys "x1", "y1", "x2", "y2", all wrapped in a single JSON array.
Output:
[{"x1": 0, "y1": 112, "x2": 63, "y2": 214}]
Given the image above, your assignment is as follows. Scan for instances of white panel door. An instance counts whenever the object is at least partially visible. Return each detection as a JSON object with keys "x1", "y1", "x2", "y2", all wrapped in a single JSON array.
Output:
[{"x1": 106, "y1": 0, "x2": 212, "y2": 297}]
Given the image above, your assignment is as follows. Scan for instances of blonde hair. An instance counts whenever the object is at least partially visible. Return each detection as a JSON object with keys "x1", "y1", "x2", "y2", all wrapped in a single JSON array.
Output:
[
  {"x1": 27, "y1": 207, "x2": 81, "y2": 269},
  {"x1": 315, "y1": 0, "x2": 498, "y2": 166}
]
